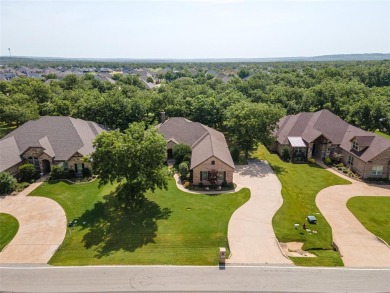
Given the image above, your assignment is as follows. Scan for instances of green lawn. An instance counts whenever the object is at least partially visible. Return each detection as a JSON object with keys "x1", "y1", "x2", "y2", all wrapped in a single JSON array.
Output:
[
  {"x1": 253, "y1": 145, "x2": 350, "y2": 266},
  {"x1": 375, "y1": 130, "x2": 390, "y2": 140},
  {"x1": 0, "y1": 213, "x2": 19, "y2": 251},
  {"x1": 30, "y1": 179, "x2": 250, "y2": 265},
  {"x1": 347, "y1": 196, "x2": 390, "y2": 244},
  {"x1": 0, "y1": 123, "x2": 16, "y2": 139}
]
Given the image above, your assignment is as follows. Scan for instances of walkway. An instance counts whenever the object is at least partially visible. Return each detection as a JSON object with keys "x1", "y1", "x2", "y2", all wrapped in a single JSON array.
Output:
[
  {"x1": 316, "y1": 162, "x2": 390, "y2": 267},
  {"x1": 227, "y1": 160, "x2": 292, "y2": 264},
  {"x1": 0, "y1": 179, "x2": 67, "y2": 263}
]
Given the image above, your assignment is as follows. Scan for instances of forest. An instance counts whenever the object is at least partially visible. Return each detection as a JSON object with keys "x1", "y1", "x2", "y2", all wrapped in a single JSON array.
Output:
[{"x1": 0, "y1": 60, "x2": 389, "y2": 153}]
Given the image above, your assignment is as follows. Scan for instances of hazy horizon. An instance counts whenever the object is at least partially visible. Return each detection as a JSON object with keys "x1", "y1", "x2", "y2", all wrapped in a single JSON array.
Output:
[{"x1": 1, "y1": 0, "x2": 389, "y2": 59}]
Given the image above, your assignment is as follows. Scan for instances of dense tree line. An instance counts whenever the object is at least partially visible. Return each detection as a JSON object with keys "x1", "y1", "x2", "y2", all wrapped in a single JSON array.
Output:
[{"x1": 0, "y1": 61, "x2": 389, "y2": 155}]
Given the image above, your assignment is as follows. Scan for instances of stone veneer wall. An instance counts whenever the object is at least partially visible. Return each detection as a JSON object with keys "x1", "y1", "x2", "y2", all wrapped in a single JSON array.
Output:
[{"x1": 192, "y1": 156, "x2": 234, "y2": 185}]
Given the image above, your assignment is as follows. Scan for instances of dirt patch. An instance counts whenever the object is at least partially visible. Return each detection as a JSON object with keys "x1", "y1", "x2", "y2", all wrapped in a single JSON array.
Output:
[{"x1": 280, "y1": 242, "x2": 316, "y2": 258}]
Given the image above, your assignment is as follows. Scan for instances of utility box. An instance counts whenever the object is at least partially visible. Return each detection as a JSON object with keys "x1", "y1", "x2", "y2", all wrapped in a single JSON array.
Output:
[
  {"x1": 307, "y1": 215, "x2": 317, "y2": 224},
  {"x1": 219, "y1": 247, "x2": 226, "y2": 264}
]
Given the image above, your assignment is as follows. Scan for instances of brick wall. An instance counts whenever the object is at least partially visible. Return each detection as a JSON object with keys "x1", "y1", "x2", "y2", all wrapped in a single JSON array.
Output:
[{"x1": 192, "y1": 156, "x2": 234, "y2": 185}]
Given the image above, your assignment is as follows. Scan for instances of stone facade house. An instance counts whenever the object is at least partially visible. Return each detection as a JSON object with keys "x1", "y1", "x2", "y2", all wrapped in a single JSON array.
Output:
[
  {"x1": 157, "y1": 117, "x2": 235, "y2": 185},
  {"x1": 0, "y1": 116, "x2": 106, "y2": 176},
  {"x1": 271, "y1": 109, "x2": 390, "y2": 179}
]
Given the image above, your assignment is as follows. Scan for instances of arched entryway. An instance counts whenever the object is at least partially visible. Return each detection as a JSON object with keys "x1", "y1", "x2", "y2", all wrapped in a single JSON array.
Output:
[{"x1": 42, "y1": 160, "x2": 51, "y2": 174}]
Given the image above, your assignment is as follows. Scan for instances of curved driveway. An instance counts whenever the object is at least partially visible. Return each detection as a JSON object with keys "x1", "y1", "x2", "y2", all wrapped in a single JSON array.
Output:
[
  {"x1": 316, "y1": 168, "x2": 390, "y2": 267},
  {"x1": 227, "y1": 160, "x2": 292, "y2": 264},
  {"x1": 0, "y1": 183, "x2": 66, "y2": 264}
]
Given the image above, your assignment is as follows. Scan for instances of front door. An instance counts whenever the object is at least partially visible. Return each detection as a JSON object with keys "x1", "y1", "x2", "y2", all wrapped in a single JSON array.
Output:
[{"x1": 42, "y1": 160, "x2": 51, "y2": 174}]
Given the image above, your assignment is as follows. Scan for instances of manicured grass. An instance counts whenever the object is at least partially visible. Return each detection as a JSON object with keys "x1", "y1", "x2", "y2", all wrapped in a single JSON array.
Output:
[
  {"x1": 253, "y1": 145, "x2": 350, "y2": 266},
  {"x1": 347, "y1": 196, "x2": 390, "y2": 244},
  {"x1": 375, "y1": 130, "x2": 390, "y2": 140},
  {"x1": 290, "y1": 250, "x2": 344, "y2": 267},
  {"x1": 30, "y1": 179, "x2": 250, "y2": 265},
  {"x1": 0, "y1": 123, "x2": 16, "y2": 139},
  {"x1": 0, "y1": 213, "x2": 19, "y2": 251}
]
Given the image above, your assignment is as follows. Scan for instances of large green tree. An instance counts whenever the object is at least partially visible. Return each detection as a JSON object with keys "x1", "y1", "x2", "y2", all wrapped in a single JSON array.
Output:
[
  {"x1": 224, "y1": 101, "x2": 285, "y2": 157},
  {"x1": 91, "y1": 122, "x2": 168, "y2": 205}
]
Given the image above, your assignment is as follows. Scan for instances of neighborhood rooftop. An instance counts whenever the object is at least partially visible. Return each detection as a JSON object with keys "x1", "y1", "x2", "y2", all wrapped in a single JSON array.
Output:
[{"x1": 0, "y1": 116, "x2": 106, "y2": 172}]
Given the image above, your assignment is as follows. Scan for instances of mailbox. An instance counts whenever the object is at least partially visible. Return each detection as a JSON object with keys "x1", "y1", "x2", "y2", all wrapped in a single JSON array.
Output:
[{"x1": 219, "y1": 247, "x2": 226, "y2": 264}]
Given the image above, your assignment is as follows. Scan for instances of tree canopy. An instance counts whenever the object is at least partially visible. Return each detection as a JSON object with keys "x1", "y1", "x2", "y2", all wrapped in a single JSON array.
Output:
[{"x1": 91, "y1": 122, "x2": 168, "y2": 204}]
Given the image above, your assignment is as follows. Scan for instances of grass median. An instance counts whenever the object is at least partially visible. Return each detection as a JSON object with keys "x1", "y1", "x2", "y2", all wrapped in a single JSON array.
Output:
[
  {"x1": 0, "y1": 213, "x2": 19, "y2": 251},
  {"x1": 253, "y1": 145, "x2": 350, "y2": 266}
]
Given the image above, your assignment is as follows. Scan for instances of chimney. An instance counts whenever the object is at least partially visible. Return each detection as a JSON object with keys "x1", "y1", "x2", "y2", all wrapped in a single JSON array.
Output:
[{"x1": 160, "y1": 111, "x2": 166, "y2": 123}]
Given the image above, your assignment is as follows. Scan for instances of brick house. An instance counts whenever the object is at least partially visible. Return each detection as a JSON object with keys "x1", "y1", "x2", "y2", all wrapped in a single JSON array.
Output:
[
  {"x1": 157, "y1": 116, "x2": 235, "y2": 185},
  {"x1": 0, "y1": 116, "x2": 106, "y2": 176},
  {"x1": 271, "y1": 109, "x2": 390, "y2": 179}
]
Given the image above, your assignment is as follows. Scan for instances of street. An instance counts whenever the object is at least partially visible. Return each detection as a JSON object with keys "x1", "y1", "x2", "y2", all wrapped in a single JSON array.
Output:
[{"x1": 1, "y1": 264, "x2": 389, "y2": 292}]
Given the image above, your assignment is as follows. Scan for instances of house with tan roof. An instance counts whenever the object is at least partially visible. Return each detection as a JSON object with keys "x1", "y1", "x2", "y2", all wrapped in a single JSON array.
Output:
[
  {"x1": 272, "y1": 109, "x2": 390, "y2": 179},
  {"x1": 0, "y1": 116, "x2": 106, "y2": 176},
  {"x1": 157, "y1": 116, "x2": 235, "y2": 185}
]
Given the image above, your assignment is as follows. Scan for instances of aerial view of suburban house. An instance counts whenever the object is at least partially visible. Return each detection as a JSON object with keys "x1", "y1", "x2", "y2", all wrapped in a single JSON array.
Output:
[
  {"x1": 0, "y1": 116, "x2": 106, "y2": 176},
  {"x1": 157, "y1": 115, "x2": 235, "y2": 185},
  {"x1": 271, "y1": 109, "x2": 390, "y2": 179}
]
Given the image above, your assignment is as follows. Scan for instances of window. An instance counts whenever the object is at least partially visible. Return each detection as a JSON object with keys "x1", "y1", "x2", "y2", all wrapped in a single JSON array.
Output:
[
  {"x1": 348, "y1": 155, "x2": 354, "y2": 166},
  {"x1": 63, "y1": 162, "x2": 69, "y2": 171},
  {"x1": 28, "y1": 157, "x2": 40, "y2": 171},
  {"x1": 352, "y1": 141, "x2": 359, "y2": 151},
  {"x1": 371, "y1": 165, "x2": 383, "y2": 176},
  {"x1": 218, "y1": 171, "x2": 225, "y2": 181},
  {"x1": 211, "y1": 160, "x2": 215, "y2": 165},
  {"x1": 201, "y1": 171, "x2": 208, "y2": 181}
]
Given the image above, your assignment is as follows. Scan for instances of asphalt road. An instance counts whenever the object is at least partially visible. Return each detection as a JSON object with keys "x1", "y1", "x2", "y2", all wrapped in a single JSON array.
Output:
[{"x1": 1, "y1": 265, "x2": 389, "y2": 292}]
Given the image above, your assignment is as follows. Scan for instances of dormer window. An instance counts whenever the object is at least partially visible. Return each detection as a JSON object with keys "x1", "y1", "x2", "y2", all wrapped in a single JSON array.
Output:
[
  {"x1": 211, "y1": 160, "x2": 215, "y2": 165},
  {"x1": 352, "y1": 141, "x2": 359, "y2": 151}
]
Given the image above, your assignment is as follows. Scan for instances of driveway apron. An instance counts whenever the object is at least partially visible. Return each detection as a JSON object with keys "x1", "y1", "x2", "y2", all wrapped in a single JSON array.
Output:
[
  {"x1": 0, "y1": 182, "x2": 66, "y2": 264},
  {"x1": 227, "y1": 160, "x2": 292, "y2": 264},
  {"x1": 316, "y1": 181, "x2": 390, "y2": 267}
]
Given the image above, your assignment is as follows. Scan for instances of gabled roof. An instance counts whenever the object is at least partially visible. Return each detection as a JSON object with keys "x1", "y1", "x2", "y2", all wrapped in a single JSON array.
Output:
[
  {"x1": 157, "y1": 118, "x2": 234, "y2": 169},
  {"x1": 275, "y1": 109, "x2": 390, "y2": 162},
  {"x1": 0, "y1": 116, "x2": 106, "y2": 172}
]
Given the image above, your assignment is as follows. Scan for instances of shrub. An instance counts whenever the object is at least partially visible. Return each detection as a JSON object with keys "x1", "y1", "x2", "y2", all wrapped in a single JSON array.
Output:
[
  {"x1": 335, "y1": 163, "x2": 344, "y2": 168},
  {"x1": 82, "y1": 167, "x2": 92, "y2": 178},
  {"x1": 324, "y1": 157, "x2": 332, "y2": 165},
  {"x1": 179, "y1": 162, "x2": 189, "y2": 177},
  {"x1": 172, "y1": 144, "x2": 192, "y2": 164},
  {"x1": 50, "y1": 165, "x2": 64, "y2": 180},
  {"x1": 19, "y1": 163, "x2": 37, "y2": 182},
  {"x1": 0, "y1": 172, "x2": 17, "y2": 194},
  {"x1": 281, "y1": 148, "x2": 290, "y2": 161},
  {"x1": 221, "y1": 180, "x2": 228, "y2": 187},
  {"x1": 15, "y1": 182, "x2": 30, "y2": 192},
  {"x1": 183, "y1": 181, "x2": 190, "y2": 189},
  {"x1": 67, "y1": 169, "x2": 75, "y2": 179},
  {"x1": 230, "y1": 146, "x2": 240, "y2": 162},
  {"x1": 228, "y1": 182, "x2": 235, "y2": 189},
  {"x1": 308, "y1": 158, "x2": 316, "y2": 164},
  {"x1": 198, "y1": 182, "x2": 204, "y2": 188}
]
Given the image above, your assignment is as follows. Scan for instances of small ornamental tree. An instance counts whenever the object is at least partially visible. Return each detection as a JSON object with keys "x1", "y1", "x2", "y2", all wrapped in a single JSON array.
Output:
[
  {"x1": 178, "y1": 162, "x2": 189, "y2": 178},
  {"x1": 230, "y1": 146, "x2": 240, "y2": 162},
  {"x1": 172, "y1": 144, "x2": 192, "y2": 164},
  {"x1": 19, "y1": 164, "x2": 36, "y2": 182},
  {"x1": 0, "y1": 172, "x2": 17, "y2": 194},
  {"x1": 92, "y1": 122, "x2": 168, "y2": 205}
]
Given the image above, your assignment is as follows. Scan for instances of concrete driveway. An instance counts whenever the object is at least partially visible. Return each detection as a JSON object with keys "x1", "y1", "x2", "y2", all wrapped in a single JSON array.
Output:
[
  {"x1": 227, "y1": 159, "x2": 292, "y2": 264},
  {"x1": 316, "y1": 166, "x2": 390, "y2": 267},
  {"x1": 0, "y1": 182, "x2": 66, "y2": 264}
]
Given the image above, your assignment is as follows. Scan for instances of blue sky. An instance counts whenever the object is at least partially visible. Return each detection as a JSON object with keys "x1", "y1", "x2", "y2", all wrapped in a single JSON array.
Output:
[{"x1": 0, "y1": 0, "x2": 389, "y2": 58}]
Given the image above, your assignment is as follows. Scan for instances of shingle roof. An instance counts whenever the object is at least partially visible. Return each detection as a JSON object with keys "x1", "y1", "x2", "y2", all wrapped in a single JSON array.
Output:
[
  {"x1": 275, "y1": 109, "x2": 390, "y2": 162},
  {"x1": 0, "y1": 117, "x2": 106, "y2": 172},
  {"x1": 157, "y1": 118, "x2": 234, "y2": 169},
  {"x1": 0, "y1": 137, "x2": 20, "y2": 172}
]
